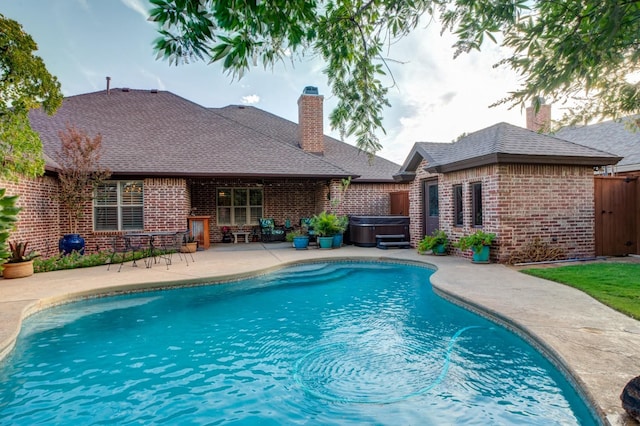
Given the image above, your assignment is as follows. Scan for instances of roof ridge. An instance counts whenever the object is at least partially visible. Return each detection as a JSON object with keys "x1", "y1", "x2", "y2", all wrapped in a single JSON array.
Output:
[{"x1": 209, "y1": 106, "x2": 357, "y2": 176}]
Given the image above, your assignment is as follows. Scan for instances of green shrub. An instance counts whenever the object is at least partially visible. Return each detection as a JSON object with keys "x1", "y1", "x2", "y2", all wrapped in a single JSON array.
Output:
[
  {"x1": 417, "y1": 230, "x2": 448, "y2": 254},
  {"x1": 455, "y1": 230, "x2": 496, "y2": 254}
]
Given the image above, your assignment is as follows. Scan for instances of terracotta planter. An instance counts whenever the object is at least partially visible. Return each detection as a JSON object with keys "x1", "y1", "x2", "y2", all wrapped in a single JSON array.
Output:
[
  {"x1": 2, "y1": 260, "x2": 34, "y2": 279},
  {"x1": 180, "y1": 242, "x2": 197, "y2": 253}
]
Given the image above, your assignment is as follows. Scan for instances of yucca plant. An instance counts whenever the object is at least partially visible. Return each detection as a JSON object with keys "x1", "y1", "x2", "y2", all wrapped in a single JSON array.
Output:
[{"x1": 8, "y1": 241, "x2": 40, "y2": 263}]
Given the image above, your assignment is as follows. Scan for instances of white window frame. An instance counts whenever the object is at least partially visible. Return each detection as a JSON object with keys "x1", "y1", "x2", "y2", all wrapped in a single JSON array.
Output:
[
  {"x1": 217, "y1": 187, "x2": 263, "y2": 226},
  {"x1": 94, "y1": 180, "x2": 144, "y2": 231}
]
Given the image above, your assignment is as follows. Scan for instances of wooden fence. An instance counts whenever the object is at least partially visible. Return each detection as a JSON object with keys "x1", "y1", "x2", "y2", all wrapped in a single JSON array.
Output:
[{"x1": 594, "y1": 176, "x2": 639, "y2": 256}]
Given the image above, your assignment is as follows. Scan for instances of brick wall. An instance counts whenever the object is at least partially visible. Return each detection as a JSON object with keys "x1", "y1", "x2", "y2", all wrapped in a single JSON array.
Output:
[
  {"x1": 298, "y1": 93, "x2": 324, "y2": 154},
  {"x1": 3, "y1": 176, "x2": 190, "y2": 257},
  {"x1": 91, "y1": 178, "x2": 189, "y2": 251},
  {"x1": 493, "y1": 164, "x2": 595, "y2": 262},
  {"x1": 526, "y1": 103, "x2": 551, "y2": 132},
  {"x1": 439, "y1": 165, "x2": 500, "y2": 261},
  {"x1": 2, "y1": 175, "x2": 61, "y2": 258},
  {"x1": 332, "y1": 181, "x2": 410, "y2": 216},
  {"x1": 408, "y1": 159, "x2": 438, "y2": 247},
  {"x1": 189, "y1": 178, "x2": 410, "y2": 243},
  {"x1": 408, "y1": 160, "x2": 595, "y2": 263},
  {"x1": 190, "y1": 178, "x2": 322, "y2": 243}
]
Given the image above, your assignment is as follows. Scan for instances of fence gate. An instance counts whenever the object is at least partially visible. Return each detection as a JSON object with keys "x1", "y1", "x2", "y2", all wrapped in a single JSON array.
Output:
[{"x1": 594, "y1": 176, "x2": 638, "y2": 256}]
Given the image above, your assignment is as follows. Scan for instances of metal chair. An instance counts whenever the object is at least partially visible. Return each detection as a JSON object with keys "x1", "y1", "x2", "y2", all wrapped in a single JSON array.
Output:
[{"x1": 107, "y1": 235, "x2": 143, "y2": 272}]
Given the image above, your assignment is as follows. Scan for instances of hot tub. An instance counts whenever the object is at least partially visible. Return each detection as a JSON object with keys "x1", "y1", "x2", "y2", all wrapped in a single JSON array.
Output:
[{"x1": 349, "y1": 216, "x2": 410, "y2": 247}]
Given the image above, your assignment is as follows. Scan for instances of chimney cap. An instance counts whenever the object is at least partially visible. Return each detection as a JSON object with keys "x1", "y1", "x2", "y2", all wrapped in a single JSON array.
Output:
[{"x1": 303, "y1": 86, "x2": 319, "y2": 95}]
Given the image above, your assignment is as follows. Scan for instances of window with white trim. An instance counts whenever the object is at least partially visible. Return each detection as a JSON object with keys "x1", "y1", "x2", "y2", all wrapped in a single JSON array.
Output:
[
  {"x1": 94, "y1": 181, "x2": 144, "y2": 231},
  {"x1": 217, "y1": 187, "x2": 263, "y2": 226}
]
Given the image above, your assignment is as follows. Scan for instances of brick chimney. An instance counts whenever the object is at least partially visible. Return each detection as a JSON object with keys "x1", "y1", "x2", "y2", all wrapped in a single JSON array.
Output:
[
  {"x1": 298, "y1": 86, "x2": 324, "y2": 154},
  {"x1": 526, "y1": 98, "x2": 551, "y2": 132}
]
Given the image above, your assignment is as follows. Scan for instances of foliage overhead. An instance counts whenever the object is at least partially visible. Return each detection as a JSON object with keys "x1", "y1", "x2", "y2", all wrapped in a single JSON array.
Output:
[
  {"x1": 150, "y1": 0, "x2": 640, "y2": 155},
  {"x1": 55, "y1": 124, "x2": 111, "y2": 235},
  {"x1": 0, "y1": 14, "x2": 62, "y2": 179},
  {"x1": 440, "y1": 0, "x2": 640, "y2": 127}
]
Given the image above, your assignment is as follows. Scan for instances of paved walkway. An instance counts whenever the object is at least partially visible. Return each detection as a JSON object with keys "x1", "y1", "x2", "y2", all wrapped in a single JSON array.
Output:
[{"x1": 1, "y1": 243, "x2": 639, "y2": 425}]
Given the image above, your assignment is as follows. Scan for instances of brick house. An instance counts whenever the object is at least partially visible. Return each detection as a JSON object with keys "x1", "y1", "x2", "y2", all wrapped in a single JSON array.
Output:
[
  {"x1": 394, "y1": 121, "x2": 621, "y2": 263},
  {"x1": 554, "y1": 115, "x2": 640, "y2": 176},
  {"x1": 2, "y1": 87, "x2": 407, "y2": 257}
]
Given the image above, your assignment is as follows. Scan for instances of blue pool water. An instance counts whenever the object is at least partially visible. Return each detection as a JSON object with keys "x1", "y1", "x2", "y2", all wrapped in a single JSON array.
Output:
[{"x1": 0, "y1": 261, "x2": 598, "y2": 425}]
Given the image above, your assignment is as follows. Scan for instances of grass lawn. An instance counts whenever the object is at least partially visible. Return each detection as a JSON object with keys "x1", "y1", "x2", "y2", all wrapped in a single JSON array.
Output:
[{"x1": 522, "y1": 263, "x2": 640, "y2": 319}]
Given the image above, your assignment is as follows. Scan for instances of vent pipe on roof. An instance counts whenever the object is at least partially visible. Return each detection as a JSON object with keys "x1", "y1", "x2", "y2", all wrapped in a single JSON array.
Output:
[{"x1": 106, "y1": 76, "x2": 111, "y2": 95}]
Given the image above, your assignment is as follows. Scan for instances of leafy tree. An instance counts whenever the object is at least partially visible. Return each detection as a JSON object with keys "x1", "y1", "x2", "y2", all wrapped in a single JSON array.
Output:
[
  {"x1": 0, "y1": 14, "x2": 62, "y2": 179},
  {"x1": 55, "y1": 125, "x2": 111, "y2": 235},
  {"x1": 0, "y1": 188, "x2": 20, "y2": 271},
  {"x1": 149, "y1": 0, "x2": 434, "y2": 155},
  {"x1": 150, "y1": 0, "x2": 640, "y2": 154},
  {"x1": 440, "y1": 0, "x2": 640, "y2": 127}
]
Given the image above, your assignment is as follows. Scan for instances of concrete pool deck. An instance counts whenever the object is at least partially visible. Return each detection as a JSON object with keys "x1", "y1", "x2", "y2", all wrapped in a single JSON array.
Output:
[{"x1": 1, "y1": 243, "x2": 639, "y2": 425}]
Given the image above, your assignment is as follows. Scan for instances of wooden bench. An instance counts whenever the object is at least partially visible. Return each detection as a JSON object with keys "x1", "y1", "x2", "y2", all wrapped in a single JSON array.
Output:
[{"x1": 376, "y1": 234, "x2": 410, "y2": 250}]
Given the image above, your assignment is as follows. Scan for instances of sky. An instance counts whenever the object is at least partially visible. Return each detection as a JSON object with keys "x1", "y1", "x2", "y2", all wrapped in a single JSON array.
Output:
[{"x1": 1, "y1": 0, "x2": 528, "y2": 164}]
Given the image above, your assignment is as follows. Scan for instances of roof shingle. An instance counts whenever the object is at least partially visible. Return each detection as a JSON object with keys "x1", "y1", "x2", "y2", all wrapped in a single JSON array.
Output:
[
  {"x1": 396, "y1": 122, "x2": 621, "y2": 177},
  {"x1": 30, "y1": 89, "x2": 401, "y2": 181}
]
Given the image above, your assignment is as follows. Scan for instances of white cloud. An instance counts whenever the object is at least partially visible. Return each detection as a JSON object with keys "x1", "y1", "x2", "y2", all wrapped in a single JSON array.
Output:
[
  {"x1": 120, "y1": 0, "x2": 150, "y2": 21},
  {"x1": 241, "y1": 94, "x2": 260, "y2": 104},
  {"x1": 74, "y1": 0, "x2": 90, "y2": 11},
  {"x1": 374, "y1": 21, "x2": 526, "y2": 163}
]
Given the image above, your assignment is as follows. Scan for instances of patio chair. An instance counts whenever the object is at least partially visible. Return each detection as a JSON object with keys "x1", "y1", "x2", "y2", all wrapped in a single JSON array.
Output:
[
  {"x1": 107, "y1": 235, "x2": 143, "y2": 272},
  {"x1": 300, "y1": 217, "x2": 318, "y2": 244},
  {"x1": 259, "y1": 218, "x2": 286, "y2": 242}
]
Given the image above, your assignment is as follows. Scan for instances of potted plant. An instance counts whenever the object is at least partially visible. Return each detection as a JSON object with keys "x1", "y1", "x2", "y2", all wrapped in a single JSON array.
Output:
[
  {"x1": 286, "y1": 229, "x2": 310, "y2": 250},
  {"x1": 221, "y1": 226, "x2": 232, "y2": 243},
  {"x1": 2, "y1": 241, "x2": 40, "y2": 279},
  {"x1": 332, "y1": 215, "x2": 349, "y2": 248},
  {"x1": 455, "y1": 230, "x2": 496, "y2": 263},
  {"x1": 55, "y1": 124, "x2": 110, "y2": 255},
  {"x1": 417, "y1": 229, "x2": 448, "y2": 255},
  {"x1": 180, "y1": 233, "x2": 198, "y2": 253},
  {"x1": 310, "y1": 211, "x2": 339, "y2": 249}
]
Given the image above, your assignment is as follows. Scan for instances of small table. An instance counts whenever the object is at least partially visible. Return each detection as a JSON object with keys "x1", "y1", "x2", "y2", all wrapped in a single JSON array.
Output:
[{"x1": 232, "y1": 231, "x2": 250, "y2": 244}]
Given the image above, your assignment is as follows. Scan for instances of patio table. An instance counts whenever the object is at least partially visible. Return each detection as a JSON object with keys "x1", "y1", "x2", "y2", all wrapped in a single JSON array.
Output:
[{"x1": 126, "y1": 230, "x2": 188, "y2": 268}]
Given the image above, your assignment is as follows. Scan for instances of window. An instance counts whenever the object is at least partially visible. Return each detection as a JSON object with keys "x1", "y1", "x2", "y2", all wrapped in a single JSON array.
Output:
[
  {"x1": 428, "y1": 183, "x2": 438, "y2": 217},
  {"x1": 217, "y1": 187, "x2": 263, "y2": 226},
  {"x1": 453, "y1": 185, "x2": 463, "y2": 226},
  {"x1": 94, "y1": 181, "x2": 144, "y2": 231},
  {"x1": 472, "y1": 182, "x2": 483, "y2": 227}
]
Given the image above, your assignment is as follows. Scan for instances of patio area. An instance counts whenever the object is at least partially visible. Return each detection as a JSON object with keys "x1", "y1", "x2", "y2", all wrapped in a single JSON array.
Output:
[{"x1": 1, "y1": 242, "x2": 639, "y2": 425}]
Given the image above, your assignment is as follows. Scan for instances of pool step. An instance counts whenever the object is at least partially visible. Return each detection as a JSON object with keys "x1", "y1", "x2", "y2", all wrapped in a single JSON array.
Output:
[{"x1": 375, "y1": 234, "x2": 410, "y2": 250}]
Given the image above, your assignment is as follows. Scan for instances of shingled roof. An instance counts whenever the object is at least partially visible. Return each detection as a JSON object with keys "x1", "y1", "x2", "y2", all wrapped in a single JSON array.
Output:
[
  {"x1": 554, "y1": 116, "x2": 640, "y2": 173},
  {"x1": 29, "y1": 88, "x2": 400, "y2": 182},
  {"x1": 395, "y1": 122, "x2": 621, "y2": 180},
  {"x1": 213, "y1": 105, "x2": 401, "y2": 182}
]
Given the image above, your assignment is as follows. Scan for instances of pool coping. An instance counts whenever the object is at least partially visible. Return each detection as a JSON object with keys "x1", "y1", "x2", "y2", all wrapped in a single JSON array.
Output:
[{"x1": 1, "y1": 244, "x2": 639, "y2": 425}]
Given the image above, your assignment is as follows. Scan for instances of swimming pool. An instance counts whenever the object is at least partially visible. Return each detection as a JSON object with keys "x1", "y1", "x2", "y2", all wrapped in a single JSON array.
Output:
[{"x1": 0, "y1": 261, "x2": 598, "y2": 424}]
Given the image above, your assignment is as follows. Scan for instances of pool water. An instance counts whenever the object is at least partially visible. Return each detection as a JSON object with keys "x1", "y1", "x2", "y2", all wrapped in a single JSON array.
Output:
[{"x1": 0, "y1": 261, "x2": 598, "y2": 425}]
